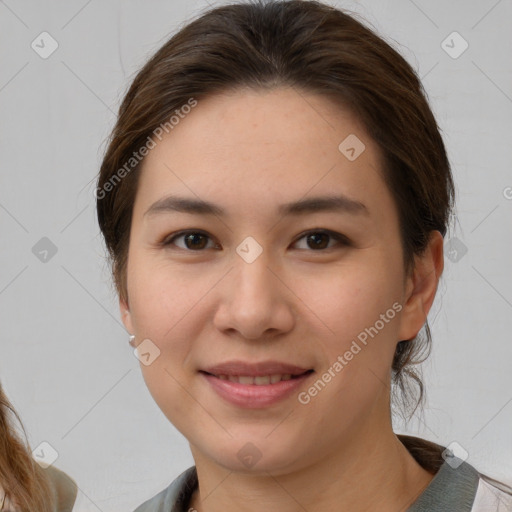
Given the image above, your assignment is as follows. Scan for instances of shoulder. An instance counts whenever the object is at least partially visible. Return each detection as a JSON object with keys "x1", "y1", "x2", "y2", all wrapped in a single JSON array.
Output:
[
  {"x1": 133, "y1": 466, "x2": 197, "y2": 512},
  {"x1": 42, "y1": 465, "x2": 78, "y2": 512}
]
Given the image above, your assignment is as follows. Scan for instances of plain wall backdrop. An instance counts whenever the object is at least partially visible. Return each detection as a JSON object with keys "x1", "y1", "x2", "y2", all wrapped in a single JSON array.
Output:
[{"x1": 1, "y1": 0, "x2": 511, "y2": 510}]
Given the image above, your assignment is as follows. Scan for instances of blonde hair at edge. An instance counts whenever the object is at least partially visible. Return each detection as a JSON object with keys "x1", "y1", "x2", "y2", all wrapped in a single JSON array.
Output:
[{"x1": 0, "y1": 382, "x2": 54, "y2": 512}]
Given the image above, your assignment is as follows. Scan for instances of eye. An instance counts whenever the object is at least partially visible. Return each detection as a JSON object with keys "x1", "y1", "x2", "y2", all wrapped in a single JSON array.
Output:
[
  {"x1": 162, "y1": 230, "x2": 219, "y2": 251},
  {"x1": 292, "y1": 229, "x2": 351, "y2": 251},
  {"x1": 161, "y1": 229, "x2": 350, "y2": 252}
]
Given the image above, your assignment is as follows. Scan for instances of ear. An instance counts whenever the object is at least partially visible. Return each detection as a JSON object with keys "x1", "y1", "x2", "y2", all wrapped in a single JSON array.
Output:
[
  {"x1": 119, "y1": 295, "x2": 135, "y2": 334},
  {"x1": 398, "y1": 230, "x2": 444, "y2": 341}
]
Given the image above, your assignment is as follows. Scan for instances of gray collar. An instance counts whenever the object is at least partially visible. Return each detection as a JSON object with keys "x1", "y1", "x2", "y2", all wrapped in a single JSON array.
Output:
[{"x1": 407, "y1": 457, "x2": 480, "y2": 511}]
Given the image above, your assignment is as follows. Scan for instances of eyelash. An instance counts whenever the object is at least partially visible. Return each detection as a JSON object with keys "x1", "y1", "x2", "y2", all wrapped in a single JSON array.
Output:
[{"x1": 160, "y1": 229, "x2": 351, "y2": 252}]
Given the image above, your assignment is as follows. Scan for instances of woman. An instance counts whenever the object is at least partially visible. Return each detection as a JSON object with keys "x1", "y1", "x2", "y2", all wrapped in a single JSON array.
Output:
[
  {"x1": 96, "y1": 1, "x2": 512, "y2": 510},
  {"x1": 0, "y1": 382, "x2": 77, "y2": 512}
]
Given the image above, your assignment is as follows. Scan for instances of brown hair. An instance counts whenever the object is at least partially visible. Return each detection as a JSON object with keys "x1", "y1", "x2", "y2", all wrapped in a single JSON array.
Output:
[
  {"x1": 0, "y1": 382, "x2": 54, "y2": 512},
  {"x1": 97, "y1": 0, "x2": 454, "y2": 422}
]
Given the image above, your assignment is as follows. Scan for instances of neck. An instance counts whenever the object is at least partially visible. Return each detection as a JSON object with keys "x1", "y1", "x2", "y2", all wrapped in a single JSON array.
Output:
[{"x1": 188, "y1": 422, "x2": 434, "y2": 512}]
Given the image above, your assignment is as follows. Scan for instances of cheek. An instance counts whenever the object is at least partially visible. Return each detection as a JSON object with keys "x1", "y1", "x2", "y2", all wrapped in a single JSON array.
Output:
[
  {"x1": 127, "y1": 254, "x2": 205, "y2": 338},
  {"x1": 295, "y1": 266, "x2": 401, "y2": 428},
  {"x1": 140, "y1": 362, "x2": 201, "y2": 438},
  {"x1": 297, "y1": 259, "x2": 402, "y2": 341},
  {"x1": 127, "y1": 258, "x2": 202, "y2": 404},
  {"x1": 299, "y1": 257, "x2": 403, "y2": 402}
]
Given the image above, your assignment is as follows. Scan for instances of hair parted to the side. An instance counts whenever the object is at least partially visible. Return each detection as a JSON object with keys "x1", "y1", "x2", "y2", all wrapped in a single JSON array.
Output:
[
  {"x1": 0, "y1": 382, "x2": 55, "y2": 512},
  {"x1": 97, "y1": 0, "x2": 453, "y2": 446}
]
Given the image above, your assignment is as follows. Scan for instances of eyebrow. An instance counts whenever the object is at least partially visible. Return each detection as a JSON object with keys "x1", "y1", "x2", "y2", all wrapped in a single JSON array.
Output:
[{"x1": 144, "y1": 194, "x2": 368, "y2": 218}]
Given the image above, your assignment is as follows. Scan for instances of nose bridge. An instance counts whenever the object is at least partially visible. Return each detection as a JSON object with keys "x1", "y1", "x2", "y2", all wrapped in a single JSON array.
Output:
[
  {"x1": 232, "y1": 245, "x2": 274, "y2": 307},
  {"x1": 213, "y1": 242, "x2": 293, "y2": 339}
]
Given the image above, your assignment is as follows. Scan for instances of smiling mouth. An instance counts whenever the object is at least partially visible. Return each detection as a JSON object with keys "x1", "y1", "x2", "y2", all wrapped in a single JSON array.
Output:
[{"x1": 200, "y1": 370, "x2": 314, "y2": 385}]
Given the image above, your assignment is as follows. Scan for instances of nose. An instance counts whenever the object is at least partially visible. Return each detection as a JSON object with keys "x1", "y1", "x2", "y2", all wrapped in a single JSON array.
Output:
[{"x1": 212, "y1": 251, "x2": 295, "y2": 341}]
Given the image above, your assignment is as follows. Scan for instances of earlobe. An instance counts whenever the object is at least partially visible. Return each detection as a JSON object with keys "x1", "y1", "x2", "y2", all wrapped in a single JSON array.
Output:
[{"x1": 397, "y1": 231, "x2": 444, "y2": 342}]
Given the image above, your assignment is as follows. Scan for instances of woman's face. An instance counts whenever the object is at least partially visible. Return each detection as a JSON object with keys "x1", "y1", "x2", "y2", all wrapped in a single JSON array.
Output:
[{"x1": 121, "y1": 87, "x2": 429, "y2": 474}]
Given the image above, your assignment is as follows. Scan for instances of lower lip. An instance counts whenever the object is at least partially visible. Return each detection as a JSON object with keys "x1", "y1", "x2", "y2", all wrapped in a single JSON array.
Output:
[{"x1": 201, "y1": 372, "x2": 313, "y2": 408}]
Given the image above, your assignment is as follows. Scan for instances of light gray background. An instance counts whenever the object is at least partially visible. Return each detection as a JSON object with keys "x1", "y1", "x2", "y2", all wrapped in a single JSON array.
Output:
[{"x1": 1, "y1": 0, "x2": 511, "y2": 510}]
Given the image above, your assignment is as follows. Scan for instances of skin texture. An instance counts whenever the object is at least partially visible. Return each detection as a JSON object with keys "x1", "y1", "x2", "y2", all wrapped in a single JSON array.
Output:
[{"x1": 120, "y1": 87, "x2": 444, "y2": 511}]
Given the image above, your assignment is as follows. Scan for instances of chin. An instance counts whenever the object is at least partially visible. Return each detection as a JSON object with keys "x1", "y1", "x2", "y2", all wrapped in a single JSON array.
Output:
[{"x1": 199, "y1": 434, "x2": 307, "y2": 475}]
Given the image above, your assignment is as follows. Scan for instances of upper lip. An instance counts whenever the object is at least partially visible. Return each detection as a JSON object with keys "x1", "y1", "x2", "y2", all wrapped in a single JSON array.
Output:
[{"x1": 201, "y1": 360, "x2": 313, "y2": 377}]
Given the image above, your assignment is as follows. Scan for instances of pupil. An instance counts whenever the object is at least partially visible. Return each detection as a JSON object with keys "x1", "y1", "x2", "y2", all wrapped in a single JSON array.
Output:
[
  {"x1": 308, "y1": 233, "x2": 328, "y2": 249},
  {"x1": 186, "y1": 233, "x2": 206, "y2": 249}
]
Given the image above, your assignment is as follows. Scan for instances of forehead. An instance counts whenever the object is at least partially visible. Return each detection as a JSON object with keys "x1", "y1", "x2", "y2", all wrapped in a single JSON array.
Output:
[{"x1": 134, "y1": 87, "x2": 394, "y2": 222}]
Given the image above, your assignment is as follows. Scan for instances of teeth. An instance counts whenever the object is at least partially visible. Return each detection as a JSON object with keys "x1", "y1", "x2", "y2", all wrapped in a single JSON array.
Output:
[{"x1": 214, "y1": 373, "x2": 297, "y2": 385}]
